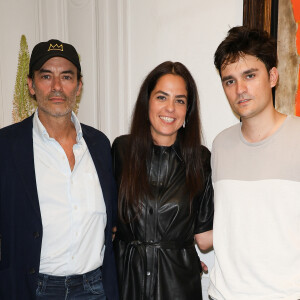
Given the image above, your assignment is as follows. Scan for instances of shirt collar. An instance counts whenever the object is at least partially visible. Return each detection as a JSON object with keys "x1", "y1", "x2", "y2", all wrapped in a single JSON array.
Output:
[
  {"x1": 71, "y1": 111, "x2": 83, "y2": 143},
  {"x1": 152, "y1": 138, "x2": 183, "y2": 162},
  {"x1": 33, "y1": 109, "x2": 83, "y2": 143}
]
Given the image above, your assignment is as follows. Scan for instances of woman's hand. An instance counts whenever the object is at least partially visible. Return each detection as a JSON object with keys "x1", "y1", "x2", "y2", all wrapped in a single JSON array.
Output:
[{"x1": 201, "y1": 261, "x2": 208, "y2": 274}]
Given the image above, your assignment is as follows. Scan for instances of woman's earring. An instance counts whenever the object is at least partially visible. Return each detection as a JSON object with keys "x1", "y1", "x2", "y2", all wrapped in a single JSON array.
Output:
[{"x1": 183, "y1": 120, "x2": 186, "y2": 128}]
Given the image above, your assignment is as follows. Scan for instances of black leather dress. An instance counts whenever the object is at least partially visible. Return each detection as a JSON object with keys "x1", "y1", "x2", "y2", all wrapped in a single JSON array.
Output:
[{"x1": 112, "y1": 135, "x2": 214, "y2": 300}]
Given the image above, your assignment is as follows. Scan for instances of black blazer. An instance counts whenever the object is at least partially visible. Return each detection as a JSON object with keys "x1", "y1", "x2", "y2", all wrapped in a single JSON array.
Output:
[{"x1": 0, "y1": 115, "x2": 119, "y2": 300}]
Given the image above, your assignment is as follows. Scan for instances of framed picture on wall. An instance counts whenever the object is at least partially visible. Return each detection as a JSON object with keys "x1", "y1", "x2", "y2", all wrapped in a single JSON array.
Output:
[
  {"x1": 243, "y1": 0, "x2": 300, "y2": 116},
  {"x1": 276, "y1": 0, "x2": 300, "y2": 116}
]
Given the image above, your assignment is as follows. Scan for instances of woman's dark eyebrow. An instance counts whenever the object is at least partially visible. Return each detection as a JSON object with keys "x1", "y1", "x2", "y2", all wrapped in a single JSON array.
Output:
[
  {"x1": 175, "y1": 95, "x2": 187, "y2": 99},
  {"x1": 154, "y1": 90, "x2": 169, "y2": 96},
  {"x1": 154, "y1": 90, "x2": 187, "y2": 98}
]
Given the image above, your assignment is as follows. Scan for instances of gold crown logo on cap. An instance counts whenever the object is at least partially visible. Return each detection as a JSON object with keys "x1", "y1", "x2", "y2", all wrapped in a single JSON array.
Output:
[{"x1": 48, "y1": 43, "x2": 63, "y2": 51}]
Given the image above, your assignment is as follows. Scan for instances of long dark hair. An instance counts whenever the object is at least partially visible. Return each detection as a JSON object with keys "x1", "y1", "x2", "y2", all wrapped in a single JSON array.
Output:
[{"x1": 119, "y1": 61, "x2": 204, "y2": 222}]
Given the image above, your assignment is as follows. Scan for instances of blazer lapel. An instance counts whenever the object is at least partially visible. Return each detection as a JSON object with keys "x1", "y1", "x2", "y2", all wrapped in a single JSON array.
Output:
[{"x1": 12, "y1": 116, "x2": 41, "y2": 220}]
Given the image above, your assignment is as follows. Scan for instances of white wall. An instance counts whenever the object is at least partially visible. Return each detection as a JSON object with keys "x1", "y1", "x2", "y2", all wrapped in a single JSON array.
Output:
[
  {"x1": 0, "y1": 0, "x2": 242, "y2": 298},
  {"x1": 127, "y1": 0, "x2": 242, "y2": 148}
]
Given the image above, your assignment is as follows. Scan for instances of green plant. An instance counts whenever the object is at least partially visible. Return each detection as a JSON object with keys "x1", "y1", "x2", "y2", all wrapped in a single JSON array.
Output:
[
  {"x1": 12, "y1": 35, "x2": 37, "y2": 123},
  {"x1": 12, "y1": 35, "x2": 81, "y2": 122}
]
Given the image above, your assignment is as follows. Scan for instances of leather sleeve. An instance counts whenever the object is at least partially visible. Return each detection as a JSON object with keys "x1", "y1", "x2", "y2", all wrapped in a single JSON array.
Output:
[{"x1": 194, "y1": 146, "x2": 214, "y2": 234}]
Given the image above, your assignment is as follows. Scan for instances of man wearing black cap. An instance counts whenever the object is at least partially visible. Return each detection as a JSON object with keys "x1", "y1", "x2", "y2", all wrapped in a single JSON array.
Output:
[{"x1": 0, "y1": 39, "x2": 119, "y2": 300}]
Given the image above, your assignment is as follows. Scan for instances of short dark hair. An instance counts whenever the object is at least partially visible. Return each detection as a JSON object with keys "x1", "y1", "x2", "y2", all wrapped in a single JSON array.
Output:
[
  {"x1": 118, "y1": 61, "x2": 205, "y2": 222},
  {"x1": 214, "y1": 26, "x2": 277, "y2": 75}
]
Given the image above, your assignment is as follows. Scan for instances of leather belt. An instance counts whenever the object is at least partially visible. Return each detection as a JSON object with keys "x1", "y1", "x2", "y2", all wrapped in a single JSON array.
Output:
[{"x1": 126, "y1": 239, "x2": 194, "y2": 249}]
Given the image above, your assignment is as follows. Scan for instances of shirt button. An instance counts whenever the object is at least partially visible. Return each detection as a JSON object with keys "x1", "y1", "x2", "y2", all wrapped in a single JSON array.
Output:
[
  {"x1": 28, "y1": 268, "x2": 35, "y2": 274},
  {"x1": 146, "y1": 271, "x2": 151, "y2": 276},
  {"x1": 74, "y1": 205, "x2": 77, "y2": 210},
  {"x1": 149, "y1": 208, "x2": 153, "y2": 215}
]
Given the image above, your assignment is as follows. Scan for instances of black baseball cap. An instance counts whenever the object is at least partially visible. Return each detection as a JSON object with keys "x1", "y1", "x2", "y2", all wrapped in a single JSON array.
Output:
[{"x1": 29, "y1": 39, "x2": 81, "y2": 77}]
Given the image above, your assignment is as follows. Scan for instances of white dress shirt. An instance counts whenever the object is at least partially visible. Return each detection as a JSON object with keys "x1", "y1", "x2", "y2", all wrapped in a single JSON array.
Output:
[{"x1": 33, "y1": 110, "x2": 107, "y2": 276}]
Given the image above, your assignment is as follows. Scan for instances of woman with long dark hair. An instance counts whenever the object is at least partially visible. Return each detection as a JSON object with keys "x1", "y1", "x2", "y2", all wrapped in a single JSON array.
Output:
[{"x1": 112, "y1": 61, "x2": 213, "y2": 300}]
